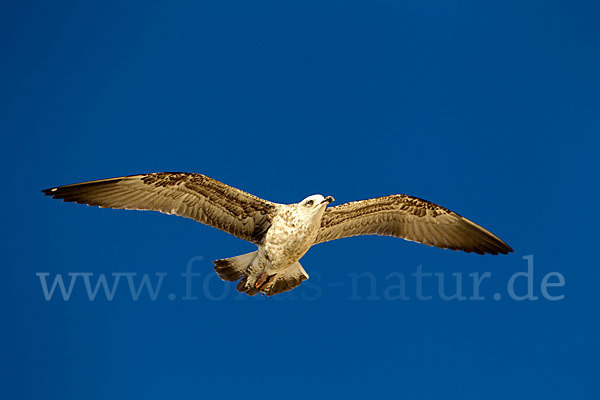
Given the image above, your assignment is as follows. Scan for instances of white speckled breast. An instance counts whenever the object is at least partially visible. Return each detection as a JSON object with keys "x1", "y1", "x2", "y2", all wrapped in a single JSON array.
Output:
[{"x1": 261, "y1": 205, "x2": 324, "y2": 272}]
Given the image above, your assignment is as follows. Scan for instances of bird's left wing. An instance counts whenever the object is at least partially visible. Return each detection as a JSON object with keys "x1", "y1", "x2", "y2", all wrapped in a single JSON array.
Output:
[
  {"x1": 42, "y1": 172, "x2": 276, "y2": 244},
  {"x1": 314, "y1": 195, "x2": 512, "y2": 255}
]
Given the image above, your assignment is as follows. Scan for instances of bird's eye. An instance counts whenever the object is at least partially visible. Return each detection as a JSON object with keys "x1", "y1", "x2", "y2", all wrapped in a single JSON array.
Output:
[{"x1": 306, "y1": 200, "x2": 314, "y2": 206}]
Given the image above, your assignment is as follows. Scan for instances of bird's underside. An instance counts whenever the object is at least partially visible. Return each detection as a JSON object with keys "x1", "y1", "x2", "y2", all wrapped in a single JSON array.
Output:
[{"x1": 42, "y1": 172, "x2": 513, "y2": 296}]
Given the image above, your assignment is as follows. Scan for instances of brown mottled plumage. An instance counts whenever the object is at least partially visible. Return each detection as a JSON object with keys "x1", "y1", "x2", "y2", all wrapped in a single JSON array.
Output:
[
  {"x1": 42, "y1": 172, "x2": 274, "y2": 244},
  {"x1": 42, "y1": 172, "x2": 512, "y2": 296},
  {"x1": 316, "y1": 195, "x2": 512, "y2": 255}
]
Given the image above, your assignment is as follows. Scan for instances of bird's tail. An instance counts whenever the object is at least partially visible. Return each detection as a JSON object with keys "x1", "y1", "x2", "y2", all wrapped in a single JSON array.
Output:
[
  {"x1": 236, "y1": 261, "x2": 309, "y2": 296},
  {"x1": 213, "y1": 251, "x2": 257, "y2": 282},
  {"x1": 214, "y1": 252, "x2": 309, "y2": 296}
]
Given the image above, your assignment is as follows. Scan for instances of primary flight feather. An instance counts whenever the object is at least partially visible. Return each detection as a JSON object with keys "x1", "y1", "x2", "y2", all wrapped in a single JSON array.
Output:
[{"x1": 42, "y1": 172, "x2": 512, "y2": 296}]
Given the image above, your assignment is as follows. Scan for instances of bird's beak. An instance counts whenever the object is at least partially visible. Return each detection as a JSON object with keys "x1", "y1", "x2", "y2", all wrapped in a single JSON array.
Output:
[{"x1": 321, "y1": 196, "x2": 334, "y2": 205}]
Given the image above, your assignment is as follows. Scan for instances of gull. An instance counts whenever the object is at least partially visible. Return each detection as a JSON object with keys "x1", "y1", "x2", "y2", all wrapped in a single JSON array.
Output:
[{"x1": 42, "y1": 172, "x2": 513, "y2": 296}]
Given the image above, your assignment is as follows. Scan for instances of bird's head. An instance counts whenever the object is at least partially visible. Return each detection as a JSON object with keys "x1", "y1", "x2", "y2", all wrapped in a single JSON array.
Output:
[
  {"x1": 292, "y1": 195, "x2": 335, "y2": 223},
  {"x1": 300, "y1": 194, "x2": 335, "y2": 210}
]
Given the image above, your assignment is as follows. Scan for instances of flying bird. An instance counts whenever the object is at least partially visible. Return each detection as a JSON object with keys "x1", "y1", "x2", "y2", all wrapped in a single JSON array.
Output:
[{"x1": 42, "y1": 172, "x2": 513, "y2": 296}]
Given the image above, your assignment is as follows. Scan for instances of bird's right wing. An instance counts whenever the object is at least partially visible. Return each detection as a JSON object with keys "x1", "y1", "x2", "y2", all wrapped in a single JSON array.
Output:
[
  {"x1": 42, "y1": 172, "x2": 277, "y2": 244},
  {"x1": 315, "y1": 195, "x2": 512, "y2": 255}
]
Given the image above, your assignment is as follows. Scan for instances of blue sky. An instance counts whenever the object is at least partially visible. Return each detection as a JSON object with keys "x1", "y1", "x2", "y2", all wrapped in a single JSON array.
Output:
[{"x1": 1, "y1": 1, "x2": 598, "y2": 399}]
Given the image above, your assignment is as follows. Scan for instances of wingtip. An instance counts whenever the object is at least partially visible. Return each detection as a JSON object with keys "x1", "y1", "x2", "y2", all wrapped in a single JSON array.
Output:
[
  {"x1": 481, "y1": 241, "x2": 513, "y2": 255},
  {"x1": 492, "y1": 237, "x2": 514, "y2": 255},
  {"x1": 486, "y1": 243, "x2": 513, "y2": 255},
  {"x1": 42, "y1": 187, "x2": 58, "y2": 196}
]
